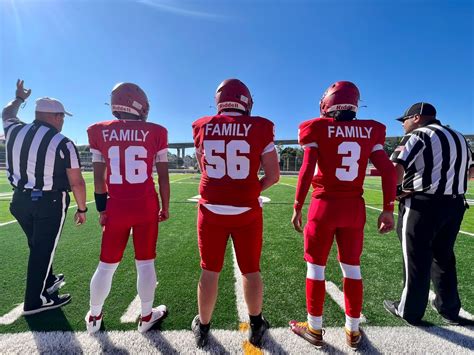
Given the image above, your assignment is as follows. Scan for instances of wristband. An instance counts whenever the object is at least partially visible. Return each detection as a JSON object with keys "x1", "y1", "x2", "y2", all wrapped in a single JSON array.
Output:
[
  {"x1": 16, "y1": 96, "x2": 25, "y2": 103},
  {"x1": 77, "y1": 207, "x2": 88, "y2": 213},
  {"x1": 293, "y1": 201, "x2": 303, "y2": 210},
  {"x1": 94, "y1": 192, "x2": 108, "y2": 212}
]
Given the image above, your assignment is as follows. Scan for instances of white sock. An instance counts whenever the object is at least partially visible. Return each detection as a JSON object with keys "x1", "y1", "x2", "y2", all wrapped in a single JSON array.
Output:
[
  {"x1": 90, "y1": 261, "x2": 119, "y2": 316},
  {"x1": 136, "y1": 259, "x2": 157, "y2": 317},
  {"x1": 307, "y1": 314, "x2": 323, "y2": 331},
  {"x1": 345, "y1": 315, "x2": 360, "y2": 332}
]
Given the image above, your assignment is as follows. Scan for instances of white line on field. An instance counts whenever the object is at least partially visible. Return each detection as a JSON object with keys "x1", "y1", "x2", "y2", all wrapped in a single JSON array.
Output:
[
  {"x1": 365, "y1": 205, "x2": 474, "y2": 237},
  {"x1": 0, "y1": 304, "x2": 23, "y2": 325},
  {"x1": 3, "y1": 326, "x2": 473, "y2": 353},
  {"x1": 120, "y1": 295, "x2": 141, "y2": 323},
  {"x1": 325, "y1": 281, "x2": 367, "y2": 323},
  {"x1": 0, "y1": 201, "x2": 95, "y2": 227},
  {"x1": 170, "y1": 176, "x2": 196, "y2": 183},
  {"x1": 231, "y1": 245, "x2": 247, "y2": 323},
  {"x1": 428, "y1": 290, "x2": 474, "y2": 320}
]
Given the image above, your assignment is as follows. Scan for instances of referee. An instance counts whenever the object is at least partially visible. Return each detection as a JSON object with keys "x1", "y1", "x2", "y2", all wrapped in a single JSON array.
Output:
[
  {"x1": 383, "y1": 102, "x2": 474, "y2": 325},
  {"x1": 2, "y1": 80, "x2": 87, "y2": 315}
]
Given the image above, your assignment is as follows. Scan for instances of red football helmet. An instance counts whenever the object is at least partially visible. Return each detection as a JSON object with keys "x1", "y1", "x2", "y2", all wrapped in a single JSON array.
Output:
[
  {"x1": 111, "y1": 82, "x2": 150, "y2": 120},
  {"x1": 319, "y1": 81, "x2": 360, "y2": 117},
  {"x1": 215, "y1": 79, "x2": 253, "y2": 115}
]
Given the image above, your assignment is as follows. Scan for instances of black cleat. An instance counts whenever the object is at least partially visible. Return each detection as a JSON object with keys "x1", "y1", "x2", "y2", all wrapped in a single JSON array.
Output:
[
  {"x1": 249, "y1": 317, "x2": 270, "y2": 347},
  {"x1": 430, "y1": 300, "x2": 474, "y2": 326},
  {"x1": 46, "y1": 274, "x2": 65, "y2": 294},
  {"x1": 383, "y1": 300, "x2": 421, "y2": 326},
  {"x1": 23, "y1": 293, "x2": 72, "y2": 316},
  {"x1": 191, "y1": 315, "x2": 210, "y2": 348}
]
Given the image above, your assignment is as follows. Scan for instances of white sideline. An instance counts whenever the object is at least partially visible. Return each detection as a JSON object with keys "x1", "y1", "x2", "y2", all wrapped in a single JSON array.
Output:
[
  {"x1": 0, "y1": 326, "x2": 473, "y2": 354},
  {"x1": 0, "y1": 201, "x2": 95, "y2": 227},
  {"x1": 428, "y1": 290, "x2": 474, "y2": 320},
  {"x1": 231, "y1": 246, "x2": 247, "y2": 323},
  {"x1": 365, "y1": 205, "x2": 474, "y2": 237},
  {"x1": 326, "y1": 281, "x2": 367, "y2": 323}
]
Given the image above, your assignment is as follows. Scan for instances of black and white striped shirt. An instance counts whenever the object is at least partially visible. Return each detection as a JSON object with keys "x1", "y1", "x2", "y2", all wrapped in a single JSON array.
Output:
[
  {"x1": 3, "y1": 109, "x2": 81, "y2": 191},
  {"x1": 391, "y1": 120, "x2": 473, "y2": 195}
]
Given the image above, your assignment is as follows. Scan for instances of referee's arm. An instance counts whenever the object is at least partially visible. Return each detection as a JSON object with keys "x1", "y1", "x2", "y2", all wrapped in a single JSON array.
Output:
[{"x1": 2, "y1": 80, "x2": 31, "y2": 125}]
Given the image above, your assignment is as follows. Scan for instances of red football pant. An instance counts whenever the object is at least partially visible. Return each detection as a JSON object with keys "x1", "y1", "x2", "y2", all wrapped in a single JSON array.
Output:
[
  {"x1": 100, "y1": 195, "x2": 159, "y2": 263},
  {"x1": 304, "y1": 197, "x2": 365, "y2": 318},
  {"x1": 197, "y1": 204, "x2": 262, "y2": 274}
]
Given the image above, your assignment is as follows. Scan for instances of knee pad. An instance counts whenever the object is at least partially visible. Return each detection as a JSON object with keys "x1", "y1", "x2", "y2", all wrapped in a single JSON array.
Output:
[
  {"x1": 306, "y1": 262, "x2": 325, "y2": 281},
  {"x1": 339, "y1": 262, "x2": 361, "y2": 280}
]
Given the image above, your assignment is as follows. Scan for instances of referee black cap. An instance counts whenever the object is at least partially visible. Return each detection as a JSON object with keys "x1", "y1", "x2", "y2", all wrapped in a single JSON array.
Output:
[{"x1": 396, "y1": 102, "x2": 436, "y2": 122}]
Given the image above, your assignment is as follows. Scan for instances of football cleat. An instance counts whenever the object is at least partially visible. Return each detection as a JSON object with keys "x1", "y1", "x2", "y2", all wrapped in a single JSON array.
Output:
[
  {"x1": 23, "y1": 293, "x2": 71, "y2": 316},
  {"x1": 430, "y1": 300, "x2": 474, "y2": 326},
  {"x1": 85, "y1": 311, "x2": 103, "y2": 334},
  {"x1": 289, "y1": 320, "x2": 324, "y2": 347},
  {"x1": 383, "y1": 300, "x2": 421, "y2": 326},
  {"x1": 138, "y1": 305, "x2": 168, "y2": 333},
  {"x1": 249, "y1": 317, "x2": 270, "y2": 347},
  {"x1": 191, "y1": 315, "x2": 210, "y2": 348},
  {"x1": 345, "y1": 327, "x2": 362, "y2": 350},
  {"x1": 46, "y1": 274, "x2": 65, "y2": 294}
]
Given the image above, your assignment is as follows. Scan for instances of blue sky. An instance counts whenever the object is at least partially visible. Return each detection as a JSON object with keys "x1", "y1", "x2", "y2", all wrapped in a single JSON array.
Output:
[{"x1": 1, "y1": 0, "x2": 472, "y2": 147}]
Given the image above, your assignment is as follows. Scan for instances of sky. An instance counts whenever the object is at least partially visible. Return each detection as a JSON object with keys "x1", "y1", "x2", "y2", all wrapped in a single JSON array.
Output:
[{"x1": 1, "y1": 0, "x2": 473, "y2": 148}]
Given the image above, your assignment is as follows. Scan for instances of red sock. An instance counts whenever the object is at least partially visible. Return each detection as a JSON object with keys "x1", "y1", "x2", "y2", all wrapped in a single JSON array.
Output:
[
  {"x1": 306, "y1": 278, "x2": 325, "y2": 316},
  {"x1": 343, "y1": 278, "x2": 363, "y2": 318}
]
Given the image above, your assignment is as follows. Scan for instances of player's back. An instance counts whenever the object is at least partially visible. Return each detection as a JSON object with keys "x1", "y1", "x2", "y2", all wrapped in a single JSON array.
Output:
[
  {"x1": 193, "y1": 114, "x2": 274, "y2": 207},
  {"x1": 298, "y1": 117, "x2": 386, "y2": 198},
  {"x1": 87, "y1": 119, "x2": 168, "y2": 200}
]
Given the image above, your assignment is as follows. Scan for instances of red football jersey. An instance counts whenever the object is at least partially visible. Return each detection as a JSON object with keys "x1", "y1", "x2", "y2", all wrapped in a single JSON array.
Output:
[
  {"x1": 87, "y1": 119, "x2": 168, "y2": 200},
  {"x1": 298, "y1": 117, "x2": 386, "y2": 198},
  {"x1": 193, "y1": 114, "x2": 275, "y2": 207}
]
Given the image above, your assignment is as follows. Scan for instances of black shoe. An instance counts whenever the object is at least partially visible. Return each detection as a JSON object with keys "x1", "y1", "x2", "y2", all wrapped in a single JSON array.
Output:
[
  {"x1": 23, "y1": 294, "x2": 72, "y2": 316},
  {"x1": 191, "y1": 315, "x2": 209, "y2": 348},
  {"x1": 430, "y1": 300, "x2": 474, "y2": 326},
  {"x1": 46, "y1": 274, "x2": 65, "y2": 294},
  {"x1": 249, "y1": 317, "x2": 270, "y2": 347},
  {"x1": 383, "y1": 300, "x2": 421, "y2": 326}
]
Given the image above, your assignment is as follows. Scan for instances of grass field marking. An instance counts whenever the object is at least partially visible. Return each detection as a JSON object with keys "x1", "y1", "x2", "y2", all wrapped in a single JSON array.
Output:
[
  {"x1": 0, "y1": 304, "x2": 23, "y2": 325},
  {"x1": 170, "y1": 176, "x2": 196, "y2": 184},
  {"x1": 2, "y1": 326, "x2": 474, "y2": 353},
  {"x1": 0, "y1": 200, "x2": 95, "y2": 227},
  {"x1": 325, "y1": 281, "x2": 367, "y2": 323},
  {"x1": 120, "y1": 294, "x2": 141, "y2": 323},
  {"x1": 428, "y1": 290, "x2": 474, "y2": 321},
  {"x1": 278, "y1": 182, "x2": 297, "y2": 188},
  {"x1": 365, "y1": 205, "x2": 474, "y2": 237},
  {"x1": 0, "y1": 192, "x2": 12, "y2": 197},
  {"x1": 231, "y1": 245, "x2": 247, "y2": 323}
]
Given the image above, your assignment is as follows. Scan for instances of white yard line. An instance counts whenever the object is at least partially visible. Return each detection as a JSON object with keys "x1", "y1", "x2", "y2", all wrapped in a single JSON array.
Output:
[
  {"x1": 0, "y1": 201, "x2": 94, "y2": 227},
  {"x1": 231, "y1": 246, "x2": 248, "y2": 323},
  {"x1": 428, "y1": 290, "x2": 474, "y2": 320},
  {"x1": 1, "y1": 326, "x2": 473, "y2": 354},
  {"x1": 120, "y1": 295, "x2": 141, "y2": 323},
  {"x1": 0, "y1": 304, "x2": 23, "y2": 325},
  {"x1": 325, "y1": 281, "x2": 367, "y2": 323},
  {"x1": 365, "y1": 205, "x2": 474, "y2": 237}
]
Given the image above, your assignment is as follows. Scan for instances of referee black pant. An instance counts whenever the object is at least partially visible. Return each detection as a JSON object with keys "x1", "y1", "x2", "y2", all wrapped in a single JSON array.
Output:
[
  {"x1": 396, "y1": 193, "x2": 465, "y2": 323},
  {"x1": 10, "y1": 189, "x2": 70, "y2": 310}
]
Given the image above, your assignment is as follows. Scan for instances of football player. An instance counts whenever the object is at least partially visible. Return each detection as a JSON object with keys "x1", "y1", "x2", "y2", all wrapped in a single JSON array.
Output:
[
  {"x1": 191, "y1": 79, "x2": 280, "y2": 348},
  {"x1": 289, "y1": 81, "x2": 396, "y2": 349},
  {"x1": 85, "y1": 83, "x2": 170, "y2": 333}
]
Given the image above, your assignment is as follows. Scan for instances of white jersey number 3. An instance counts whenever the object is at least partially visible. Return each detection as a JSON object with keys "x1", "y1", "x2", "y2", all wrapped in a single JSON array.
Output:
[
  {"x1": 335, "y1": 142, "x2": 361, "y2": 181},
  {"x1": 204, "y1": 140, "x2": 250, "y2": 179},
  {"x1": 108, "y1": 146, "x2": 148, "y2": 184}
]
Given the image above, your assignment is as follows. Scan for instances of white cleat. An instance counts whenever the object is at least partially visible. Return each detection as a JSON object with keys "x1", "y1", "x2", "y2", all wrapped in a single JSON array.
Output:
[
  {"x1": 85, "y1": 311, "x2": 103, "y2": 334},
  {"x1": 138, "y1": 305, "x2": 168, "y2": 333}
]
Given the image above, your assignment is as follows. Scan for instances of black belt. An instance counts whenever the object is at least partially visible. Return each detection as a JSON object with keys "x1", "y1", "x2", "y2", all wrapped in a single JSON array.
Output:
[
  {"x1": 14, "y1": 188, "x2": 65, "y2": 194},
  {"x1": 411, "y1": 192, "x2": 464, "y2": 199}
]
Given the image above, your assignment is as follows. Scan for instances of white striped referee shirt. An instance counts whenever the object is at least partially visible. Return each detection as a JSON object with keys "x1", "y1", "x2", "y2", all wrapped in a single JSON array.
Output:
[{"x1": 391, "y1": 120, "x2": 473, "y2": 195}]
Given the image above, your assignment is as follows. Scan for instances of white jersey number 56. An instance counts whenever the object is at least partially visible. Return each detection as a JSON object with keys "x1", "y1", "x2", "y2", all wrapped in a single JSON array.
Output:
[{"x1": 203, "y1": 140, "x2": 250, "y2": 179}]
